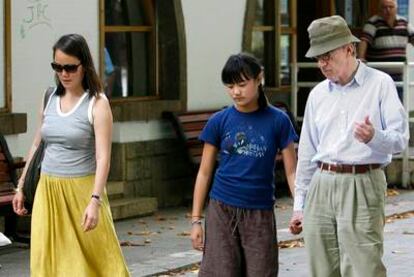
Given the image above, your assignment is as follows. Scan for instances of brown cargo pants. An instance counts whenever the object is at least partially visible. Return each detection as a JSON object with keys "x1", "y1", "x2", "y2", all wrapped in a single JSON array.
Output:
[{"x1": 199, "y1": 199, "x2": 278, "y2": 277}]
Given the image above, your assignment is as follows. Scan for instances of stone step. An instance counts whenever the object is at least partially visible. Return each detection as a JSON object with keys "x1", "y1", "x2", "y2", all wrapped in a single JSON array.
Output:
[
  {"x1": 106, "y1": 181, "x2": 125, "y2": 200},
  {"x1": 109, "y1": 197, "x2": 158, "y2": 221}
]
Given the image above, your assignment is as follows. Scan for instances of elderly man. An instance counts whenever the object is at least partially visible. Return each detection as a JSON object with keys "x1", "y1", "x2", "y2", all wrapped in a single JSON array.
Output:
[
  {"x1": 359, "y1": 0, "x2": 414, "y2": 62},
  {"x1": 289, "y1": 15, "x2": 408, "y2": 277},
  {"x1": 358, "y1": 0, "x2": 414, "y2": 100}
]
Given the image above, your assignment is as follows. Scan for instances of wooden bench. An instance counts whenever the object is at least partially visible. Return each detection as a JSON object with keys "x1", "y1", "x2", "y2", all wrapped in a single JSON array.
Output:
[
  {"x1": 163, "y1": 104, "x2": 299, "y2": 167},
  {"x1": 0, "y1": 134, "x2": 25, "y2": 240},
  {"x1": 163, "y1": 109, "x2": 221, "y2": 204},
  {"x1": 163, "y1": 103, "x2": 299, "y2": 198},
  {"x1": 163, "y1": 109, "x2": 221, "y2": 173}
]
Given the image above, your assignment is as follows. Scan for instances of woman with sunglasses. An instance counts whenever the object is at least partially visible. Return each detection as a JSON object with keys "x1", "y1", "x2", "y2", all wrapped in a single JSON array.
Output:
[{"x1": 12, "y1": 34, "x2": 130, "y2": 276}]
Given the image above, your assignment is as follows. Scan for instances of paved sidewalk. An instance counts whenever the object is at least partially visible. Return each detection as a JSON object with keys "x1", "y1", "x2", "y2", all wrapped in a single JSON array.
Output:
[{"x1": 1, "y1": 190, "x2": 414, "y2": 276}]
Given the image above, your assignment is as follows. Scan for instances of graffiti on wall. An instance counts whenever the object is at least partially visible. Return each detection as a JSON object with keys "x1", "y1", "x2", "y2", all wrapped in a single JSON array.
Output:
[{"x1": 20, "y1": 0, "x2": 52, "y2": 39}]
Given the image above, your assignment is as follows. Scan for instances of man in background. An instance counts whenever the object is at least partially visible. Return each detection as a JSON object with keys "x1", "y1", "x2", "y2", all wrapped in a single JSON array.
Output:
[{"x1": 358, "y1": 0, "x2": 414, "y2": 101}]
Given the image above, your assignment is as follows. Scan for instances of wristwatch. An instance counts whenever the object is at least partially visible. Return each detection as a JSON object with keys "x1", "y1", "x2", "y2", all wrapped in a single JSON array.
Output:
[{"x1": 91, "y1": 194, "x2": 102, "y2": 204}]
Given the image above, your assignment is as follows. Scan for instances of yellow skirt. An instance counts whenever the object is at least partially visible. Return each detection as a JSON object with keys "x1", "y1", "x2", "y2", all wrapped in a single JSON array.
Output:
[{"x1": 30, "y1": 174, "x2": 130, "y2": 277}]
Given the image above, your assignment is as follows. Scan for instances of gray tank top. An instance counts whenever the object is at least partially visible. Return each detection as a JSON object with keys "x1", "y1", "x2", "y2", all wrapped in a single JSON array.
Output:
[{"x1": 41, "y1": 89, "x2": 96, "y2": 177}]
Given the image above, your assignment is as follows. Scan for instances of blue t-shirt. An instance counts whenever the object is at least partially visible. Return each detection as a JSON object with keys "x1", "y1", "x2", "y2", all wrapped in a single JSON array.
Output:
[{"x1": 200, "y1": 105, "x2": 298, "y2": 210}]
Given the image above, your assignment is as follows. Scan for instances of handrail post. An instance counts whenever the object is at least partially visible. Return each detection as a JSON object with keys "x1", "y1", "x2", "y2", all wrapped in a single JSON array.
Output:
[
  {"x1": 402, "y1": 63, "x2": 411, "y2": 188},
  {"x1": 291, "y1": 62, "x2": 298, "y2": 119}
]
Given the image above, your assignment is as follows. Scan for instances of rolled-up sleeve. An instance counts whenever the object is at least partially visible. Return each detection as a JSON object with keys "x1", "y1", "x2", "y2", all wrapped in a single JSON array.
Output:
[{"x1": 367, "y1": 76, "x2": 409, "y2": 155}]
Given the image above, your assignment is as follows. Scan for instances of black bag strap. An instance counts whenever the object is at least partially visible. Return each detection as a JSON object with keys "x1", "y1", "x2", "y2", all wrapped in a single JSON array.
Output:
[{"x1": 43, "y1": 87, "x2": 55, "y2": 111}]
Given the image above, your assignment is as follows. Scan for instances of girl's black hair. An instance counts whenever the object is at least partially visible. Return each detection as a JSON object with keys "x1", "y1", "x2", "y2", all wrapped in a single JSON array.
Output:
[
  {"x1": 53, "y1": 34, "x2": 102, "y2": 98},
  {"x1": 221, "y1": 53, "x2": 268, "y2": 110}
]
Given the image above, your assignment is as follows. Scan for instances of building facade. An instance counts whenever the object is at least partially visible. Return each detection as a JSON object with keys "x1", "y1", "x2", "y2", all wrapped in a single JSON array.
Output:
[{"x1": 1, "y1": 0, "x2": 413, "y2": 215}]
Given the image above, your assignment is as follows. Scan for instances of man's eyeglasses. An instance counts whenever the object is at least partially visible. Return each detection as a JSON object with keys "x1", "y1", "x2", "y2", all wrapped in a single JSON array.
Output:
[
  {"x1": 381, "y1": 4, "x2": 396, "y2": 11},
  {"x1": 313, "y1": 46, "x2": 345, "y2": 63},
  {"x1": 314, "y1": 50, "x2": 335, "y2": 63},
  {"x1": 51, "y1": 62, "x2": 81, "y2": 73}
]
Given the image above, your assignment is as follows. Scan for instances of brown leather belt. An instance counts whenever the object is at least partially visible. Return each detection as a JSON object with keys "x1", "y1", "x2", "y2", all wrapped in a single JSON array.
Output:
[{"x1": 318, "y1": 162, "x2": 381, "y2": 174}]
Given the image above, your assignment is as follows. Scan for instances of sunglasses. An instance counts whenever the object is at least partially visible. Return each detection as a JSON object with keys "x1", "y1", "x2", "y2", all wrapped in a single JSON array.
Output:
[{"x1": 51, "y1": 62, "x2": 81, "y2": 73}]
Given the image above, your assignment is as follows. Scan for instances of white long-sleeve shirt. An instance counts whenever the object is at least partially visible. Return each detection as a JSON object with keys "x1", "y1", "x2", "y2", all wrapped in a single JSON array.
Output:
[{"x1": 294, "y1": 61, "x2": 409, "y2": 211}]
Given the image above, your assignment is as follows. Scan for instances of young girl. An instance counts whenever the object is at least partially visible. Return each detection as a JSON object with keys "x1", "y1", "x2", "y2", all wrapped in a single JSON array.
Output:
[
  {"x1": 13, "y1": 34, "x2": 130, "y2": 276},
  {"x1": 190, "y1": 53, "x2": 297, "y2": 276}
]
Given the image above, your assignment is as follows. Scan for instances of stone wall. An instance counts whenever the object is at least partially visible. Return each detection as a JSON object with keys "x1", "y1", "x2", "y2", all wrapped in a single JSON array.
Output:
[
  {"x1": 109, "y1": 139, "x2": 193, "y2": 208},
  {"x1": 385, "y1": 122, "x2": 414, "y2": 187},
  {"x1": 385, "y1": 159, "x2": 414, "y2": 187}
]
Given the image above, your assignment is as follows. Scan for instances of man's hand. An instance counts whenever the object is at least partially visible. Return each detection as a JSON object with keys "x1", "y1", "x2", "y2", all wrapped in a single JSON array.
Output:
[
  {"x1": 354, "y1": 116, "x2": 375, "y2": 143},
  {"x1": 289, "y1": 211, "x2": 304, "y2": 235}
]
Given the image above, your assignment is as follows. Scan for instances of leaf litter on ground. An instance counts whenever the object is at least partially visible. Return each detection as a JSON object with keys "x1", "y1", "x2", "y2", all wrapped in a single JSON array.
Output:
[{"x1": 120, "y1": 241, "x2": 146, "y2": 247}]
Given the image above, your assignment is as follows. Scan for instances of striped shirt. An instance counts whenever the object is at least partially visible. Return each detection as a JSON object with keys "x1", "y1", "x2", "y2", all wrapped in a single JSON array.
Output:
[{"x1": 360, "y1": 15, "x2": 414, "y2": 62}]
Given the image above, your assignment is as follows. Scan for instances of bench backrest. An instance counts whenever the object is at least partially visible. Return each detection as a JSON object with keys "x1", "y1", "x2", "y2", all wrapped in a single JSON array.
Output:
[
  {"x1": 164, "y1": 103, "x2": 298, "y2": 167},
  {"x1": 163, "y1": 110, "x2": 219, "y2": 167}
]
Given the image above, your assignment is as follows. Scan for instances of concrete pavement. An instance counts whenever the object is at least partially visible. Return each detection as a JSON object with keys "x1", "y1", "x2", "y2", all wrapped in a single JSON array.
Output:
[{"x1": 1, "y1": 190, "x2": 414, "y2": 276}]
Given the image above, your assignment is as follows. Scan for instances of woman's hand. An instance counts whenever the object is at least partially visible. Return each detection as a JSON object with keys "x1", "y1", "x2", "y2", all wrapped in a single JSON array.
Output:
[
  {"x1": 191, "y1": 223, "x2": 204, "y2": 251},
  {"x1": 12, "y1": 191, "x2": 28, "y2": 216},
  {"x1": 82, "y1": 199, "x2": 100, "y2": 232}
]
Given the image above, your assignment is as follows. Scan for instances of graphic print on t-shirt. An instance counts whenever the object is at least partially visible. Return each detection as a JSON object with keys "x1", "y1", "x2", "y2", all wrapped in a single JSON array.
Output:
[{"x1": 222, "y1": 124, "x2": 268, "y2": 158}]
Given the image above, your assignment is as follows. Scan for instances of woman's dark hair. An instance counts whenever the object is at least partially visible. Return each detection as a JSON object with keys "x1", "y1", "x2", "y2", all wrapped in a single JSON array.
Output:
[
  {"x1": 53, "y1": 34, "x2": 102, "y2": 98},
  {"x1": 221, "y1": 53, "x2": 268, "y2": 110}
]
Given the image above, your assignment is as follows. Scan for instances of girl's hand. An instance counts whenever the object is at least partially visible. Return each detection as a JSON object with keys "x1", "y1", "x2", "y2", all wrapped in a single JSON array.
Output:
[
  {"x1": 12, "y1": 191, "x2": 28, "y2": 216},
  {"x1": 191, "y1": 223, "x2": 204, "y2": 251},
  {"x1": 82, "y1": 199, "x2": 100, "y2": 232}
]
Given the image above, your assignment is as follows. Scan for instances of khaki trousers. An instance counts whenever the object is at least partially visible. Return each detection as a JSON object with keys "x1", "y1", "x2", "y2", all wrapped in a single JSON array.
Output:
[{"x1": 303, "y1": 168, "x2": 387, "y2": 277}]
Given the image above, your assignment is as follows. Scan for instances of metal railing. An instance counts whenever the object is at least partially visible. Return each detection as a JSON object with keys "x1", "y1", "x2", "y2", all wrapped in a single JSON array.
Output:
[{"x1": 291, "y1": 61, "x2": 414, "y2": 188}]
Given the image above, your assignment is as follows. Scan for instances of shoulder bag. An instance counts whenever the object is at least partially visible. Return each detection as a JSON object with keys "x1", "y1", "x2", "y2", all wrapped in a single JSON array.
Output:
[{"x1": 23, "y1": 87, "x2": 54, "y2": 206}]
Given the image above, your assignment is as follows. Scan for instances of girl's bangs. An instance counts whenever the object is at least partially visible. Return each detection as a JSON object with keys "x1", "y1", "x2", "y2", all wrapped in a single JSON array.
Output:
[{"x1": 221, "y1": 58, "x2": 253, "y2": 84}]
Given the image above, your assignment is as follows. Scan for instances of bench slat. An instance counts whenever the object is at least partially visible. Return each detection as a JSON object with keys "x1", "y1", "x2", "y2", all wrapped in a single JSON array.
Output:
[
  {"x1": 0, "y1": 162, "x2": 11, "y2": 171},
  {"x1": 0, "y1": 174, "x2": 13, "y2": 182},
  {"x1": 181, "y1": 121, "x2": 207, "y2": 132},
  {"x1": 186, "y1": 139, "x2": 204, "y2": 147},
  {"x1": 0, "y1": 181, "x2": 14, "y2": 190},
  {"x1": 184, "y1": 130, "x2": 202, "y2": 140},
  {"x1": 178, "y1": 112, "x2": 216, "y2": 123},
  {"x1": 0, "y1": 194, "x2": 14, "y2": 207},
  {"x1": 163, "y1": 110, "x2": 220, "y2": 169}
]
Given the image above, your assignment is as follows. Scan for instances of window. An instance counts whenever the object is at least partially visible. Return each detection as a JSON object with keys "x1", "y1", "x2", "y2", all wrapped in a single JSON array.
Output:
[
  {"x1": 243, "y1": 0, "x2": 297, "y2": 92},
  {"x1": 0, "y1": 0, "x2": 10, "y2": 112},
  {"x1": 99, "y1": 0, "x2": 186, "y2": 121},
  {"x1": 340, "y1": 0, "x2": 410, "y2": 29},
  {"x1": 397, "y1": 0, "x2": 409, "y2": 18},
  {"x1": 0, "y1": 0, "x2": 5, "y2": 109},
  {"x1": 333, "y1": 0, "x2": 369, "y2": 28},
  {"x1": 331, "y1": 0, "x2": 409, "y2": 30},
  {"x1": 101, "y1": 0, "x2": 157, "y2": 100}
]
